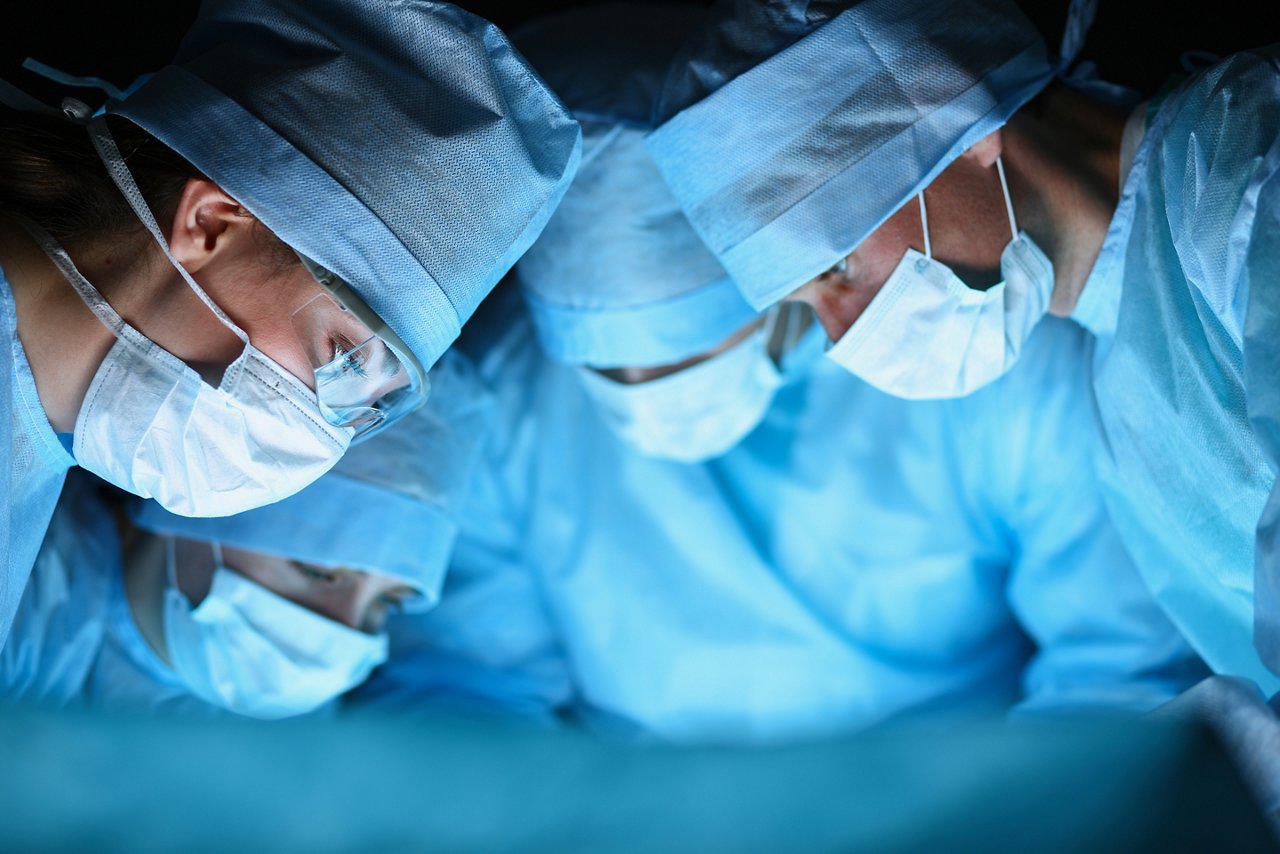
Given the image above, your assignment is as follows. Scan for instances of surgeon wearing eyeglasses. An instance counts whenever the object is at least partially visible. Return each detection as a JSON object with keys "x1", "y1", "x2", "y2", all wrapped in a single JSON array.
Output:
[
  {"x1": 1, "y1": 363, "x2": 488, "y2": 718},
  {"x1": 646, "y1": 0, "x2": 1280, "y2": 695},
  {"x1": 365, "y1": 2, "x2": 1206, "y2": 744},
  {"x1": 0, "y1": 0, "x2": 579, "y2": 652}
]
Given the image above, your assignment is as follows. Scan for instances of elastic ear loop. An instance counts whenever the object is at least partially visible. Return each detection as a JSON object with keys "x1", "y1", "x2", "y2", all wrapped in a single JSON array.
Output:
[
  {"x1": 83, "y1": 115, "x2": 252, "y2": 350},
  {"x1": 918, "y1": 192, "x2": 933, "y2": 261},
  {"x1": 164, "y1": 536, "x2": 180, "y2": 590},
  {"x1": 995, "y1": 156, "x2": 1019, "y2": 241},
  {"x1": 919, "y1": 155, "x2": 1019, "y2": 261},
  {"x1": 210, "y1": 541, "x2": 225, "y2": 570}
]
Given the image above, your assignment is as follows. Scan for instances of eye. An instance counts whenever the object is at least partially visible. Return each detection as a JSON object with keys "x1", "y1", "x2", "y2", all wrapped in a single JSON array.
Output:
[
  {"x1": 294, "y1": 562, "x2": 338, "y2": 583},
  {"x1": 330, "y1": 336, "x2": 369, "y2": 379},
  {"x1": 379, "y1": 587, "x2": 419, "y2": 613}
]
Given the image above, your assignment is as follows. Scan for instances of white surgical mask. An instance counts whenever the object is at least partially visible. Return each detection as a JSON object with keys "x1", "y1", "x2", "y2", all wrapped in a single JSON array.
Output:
[
  {"x1": 37, "y1": 114, "x2": 352, "y2": 516},
  {"x1": 162, "y1": 541, "x2": 388, "y2": 719},
  {"x1": 578, "y1": 317, "x2": 784, "y2": 463},
  {"x1": 825, "y1": 157, "x2": 1053, "y2": 399}
]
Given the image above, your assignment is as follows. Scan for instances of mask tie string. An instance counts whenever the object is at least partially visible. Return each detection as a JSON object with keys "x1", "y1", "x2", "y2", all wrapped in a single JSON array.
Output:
[
  {"x1": 917, "y1": 192, "x2": 933, "y2": 261},
  {"x1": 995, "y1": 155, "x2": 1019, "y2": 242}
]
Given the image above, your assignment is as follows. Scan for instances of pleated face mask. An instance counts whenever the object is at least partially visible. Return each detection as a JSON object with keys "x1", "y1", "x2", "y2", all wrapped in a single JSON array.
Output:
[
  {"x1": 36, "y1": 111, "x2": 354, "y2": 517},
  {"x1": 577, "y1": 310, "x2": 792, "y2": 463},
  {"x1": 162, "y1": 540, "x2": 388, "y2": 719},
  {"x1": 825, "y1": 157, "x2": 1054, "y2": 400}
]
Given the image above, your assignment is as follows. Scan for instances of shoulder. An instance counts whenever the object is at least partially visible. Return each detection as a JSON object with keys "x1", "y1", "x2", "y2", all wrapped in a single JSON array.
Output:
[{"x1": 1148, "y1": 49, "x2": 1280, "y2": 319}]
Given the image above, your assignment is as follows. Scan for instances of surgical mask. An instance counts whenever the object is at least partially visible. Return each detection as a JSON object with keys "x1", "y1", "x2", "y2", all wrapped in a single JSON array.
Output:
[
  {"x1": 825, "y1": 157, "x2": 1054, "y2": 399},
  {"x1": 37, "y1": 113, "x2": 353, "y2": 517},
  {"x1": 577, "y1": 314, "x2": 784, "y2": 462},
  {"x1": 162, "y1": 541, "x2": 388, "y2": 719}
]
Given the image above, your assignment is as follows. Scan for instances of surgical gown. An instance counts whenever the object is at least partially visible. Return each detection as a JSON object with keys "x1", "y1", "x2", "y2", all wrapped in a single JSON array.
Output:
[
  {"x1": 1, "y1": 472, "x2": 221, "y2": 717},
  {"x1": 1072, "y1": 47, "x2": 1280, "y2": 688},
  {"x1": 0, "y1": 266, "x2": 74, "y2": 650},
  {"x1": 368, "y1": 291, "x2": 1205, "y2": 744}
]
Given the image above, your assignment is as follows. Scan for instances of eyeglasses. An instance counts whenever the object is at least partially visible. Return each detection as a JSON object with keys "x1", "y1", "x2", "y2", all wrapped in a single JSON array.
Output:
[{"x1": 290, "y1": 253, "x2": 428, "y2": 440}]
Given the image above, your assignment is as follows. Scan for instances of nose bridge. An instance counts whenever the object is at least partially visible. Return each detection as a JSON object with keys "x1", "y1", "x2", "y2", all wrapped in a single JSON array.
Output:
[
  {"x1": 342, "y1": 572, "x2": 388, "y2": 633},
  {"x1": 317, "y1": 570, "x2": 371, "y2": 631},
  {"x1": 798, "y1": 276, "x2": 869, "y2": 343}
]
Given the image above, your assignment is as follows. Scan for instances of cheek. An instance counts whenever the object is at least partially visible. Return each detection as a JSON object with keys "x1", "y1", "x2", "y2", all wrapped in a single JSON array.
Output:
[
  {"x1": 848, "y1": 203, "x2": 922, "y2": 289},
  {"x1": 228, "y1": 268, "x2": 322, "y2": 387}
]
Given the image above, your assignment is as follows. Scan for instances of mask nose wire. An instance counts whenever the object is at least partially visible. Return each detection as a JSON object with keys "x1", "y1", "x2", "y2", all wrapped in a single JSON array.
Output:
[
  {"x1": 917, "y1": 192, "x2": 932, "y2": 260},
  {"x1": 995, "y1": 156, "x2": 1019, "y2": 241}
]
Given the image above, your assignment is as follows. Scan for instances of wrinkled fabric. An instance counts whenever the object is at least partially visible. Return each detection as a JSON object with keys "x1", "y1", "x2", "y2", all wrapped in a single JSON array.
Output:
[
  {"x1": 1155, "y1": 675, "x2": 1280, "y2": 823},
  {"x1": 1, "y1": 471, "x2": 327, "y2": 717},
  {"x1": 82, "y1": 568, "x2": 222, "y2": 718},
  {"x1": 645, "y1": 0, "x2": 1053, "y2": 309},
  {"x1": 0, "y1": 472, "x2": 108, "y2": 704},
  {"x1": 129, "y1": 350, "x2": 492, "y2": 608},
  {"x1": 1076, "y1": 47, "x2": 1280, "y2": 690},
  {"x1": 351, "y1": 296, "x2": 577, "y2": 721},
  {"x1": 514, "y1": 4, "x2": 757, "y2": 369},
  {"x1": 107, "y1": 0, "x2": 581, "y2": 373},
  {"x1": 652, "y1": 0, "x2": 1091, "y2": 128},
  {"x1": 358, "y1": 293, "x2": 1204, "y2": 743},
  {"x1": 162, "y1": 564, "x2": 387, "y2": 719},
  {"x1": 0, "y1": 268, "x2": 74, "y2": 650},
  {"x1": 0, "y1": 472, "x2": 217, "y2": 716}
]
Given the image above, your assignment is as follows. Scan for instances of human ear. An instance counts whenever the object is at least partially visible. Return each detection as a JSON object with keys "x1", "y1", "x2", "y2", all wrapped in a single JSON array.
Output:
[
  {"x1": 960, "y1": 130, "x2": 1004, "y2": 169},
  {"x1": 167, "y1": 178, "x2": 254, "y2": 273}
]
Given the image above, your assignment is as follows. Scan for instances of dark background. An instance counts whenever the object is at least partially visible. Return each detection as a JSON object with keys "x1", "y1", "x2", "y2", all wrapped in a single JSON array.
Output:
[{"x1": 1, "y1": 0, "x2": 1275, "y2": 107}]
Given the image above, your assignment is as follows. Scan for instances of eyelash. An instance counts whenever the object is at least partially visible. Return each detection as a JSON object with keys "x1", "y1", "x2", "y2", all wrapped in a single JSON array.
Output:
[
  {"x1": 331, "y1": 336, "x2": 369, "y2": 379},
  {"x1": 298, "y1": 564, "x2": 338, "y2": 582}
]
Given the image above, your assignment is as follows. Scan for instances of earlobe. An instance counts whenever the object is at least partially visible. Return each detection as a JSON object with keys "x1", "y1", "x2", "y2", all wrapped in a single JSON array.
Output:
[
  {"x1": 168, "y1": 179, "x2": 253, "y2": 273},
  {"x1": 961, "y1": 130, "x2": 1004, "y2": 169}
]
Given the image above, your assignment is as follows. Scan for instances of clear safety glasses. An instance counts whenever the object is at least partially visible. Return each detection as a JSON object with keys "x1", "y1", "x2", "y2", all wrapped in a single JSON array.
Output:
[{"x1": 290, "y1": 254, "x2": 428, "y2": 440}]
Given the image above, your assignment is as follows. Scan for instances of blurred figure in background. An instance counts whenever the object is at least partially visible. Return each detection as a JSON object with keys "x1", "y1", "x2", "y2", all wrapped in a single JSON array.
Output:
[
  {"x1": 0, "y1": 0, "x2": 580, "y2": 655},
  {"x1": 355, "y1": 2, "x2": 1207, "y2": 744},
  {"x1": 646, "y1": 0, "x2": 1280, "y2": 694},
  {"x1": 1, "y1": 355, "x2": 490, "y2": 719}
]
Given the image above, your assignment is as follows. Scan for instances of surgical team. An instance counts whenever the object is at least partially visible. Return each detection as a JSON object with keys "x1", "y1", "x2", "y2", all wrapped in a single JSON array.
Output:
[{"x1": 1, "y1": 0, "x2": 1278, "y2": 808}]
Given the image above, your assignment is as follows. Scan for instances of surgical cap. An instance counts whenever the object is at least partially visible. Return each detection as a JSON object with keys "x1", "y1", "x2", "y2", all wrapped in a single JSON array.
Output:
[
  {"x1": 130, "y1": 352, "x2": 491, "y2": 609},
  {"x1": 513, "y1": 4, "x2": 758, "y2": 369},
  {"x1": 107, "y1": 0, "x2": 582, "y2": 371},
  {"x1": 645, "y1": 0, "x2": 1054, "y2": 310}
]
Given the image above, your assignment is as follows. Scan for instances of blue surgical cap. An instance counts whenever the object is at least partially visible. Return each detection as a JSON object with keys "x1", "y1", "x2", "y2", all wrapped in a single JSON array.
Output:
[
  {"x1": 130, "y1": 352, "x2": 491, "y2": 610},
  {"x1": 513, "y1": 4, "x2": 758, "y2": 369},
  {"x1": 646, "y1": 0, "x2": 1054, "y2": 310},
  {"x1": 107, "y1": 0, "x2": 582, "y2": 372}
]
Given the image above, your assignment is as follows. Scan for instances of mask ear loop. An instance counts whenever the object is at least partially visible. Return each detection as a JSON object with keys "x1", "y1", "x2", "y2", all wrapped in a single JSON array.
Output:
[
  {"x1": 210, "y1": 541, "x2": 225, "y2": 570},
  {"x1": 995, "y1": 156, "x2": 1020, "y2": 243},
  {"x1": 80, "y1": 110, "x2": 253, "y2": 383},
  {"x1": 916, "y1": 192, "x2": 933, "y2": 270},
  {"x1": 164, "y1": 535, "x2": 181, "y2": 591}
]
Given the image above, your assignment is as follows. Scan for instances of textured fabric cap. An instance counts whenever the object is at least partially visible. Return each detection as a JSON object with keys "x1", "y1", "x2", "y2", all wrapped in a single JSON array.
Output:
[
  {"x1": 513, "y1": 4, "x2": 758, "y2": 368},
  {"x1": 129, "y1": 351, "x2": 492, "y2": 608},
  {"x1": 108, "y1": 0, "x2": 582, "y2": 372},
  {"x1": 646, "y1": 0, "x2": 1054, "y2": 310}
]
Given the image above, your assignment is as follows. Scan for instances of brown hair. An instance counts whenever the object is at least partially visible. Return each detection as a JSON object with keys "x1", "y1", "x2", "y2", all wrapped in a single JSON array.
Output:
[
  {"x1": 0, "y1": 108, "x2": 197, "y2": 250},
  {"x1": 0, "y1": 107, "x2": 298, "y2": 270}
]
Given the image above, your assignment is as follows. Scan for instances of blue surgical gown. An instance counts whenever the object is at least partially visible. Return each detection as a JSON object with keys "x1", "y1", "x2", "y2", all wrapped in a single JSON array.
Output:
[
  {"x1": 0, "y1": 266, "x2": 74, "y2": 650},
  {"x1": 366, "y1": 293, "x2": 1205, "y2": 744},
  {"x1": 1072, "y1": 47, "x2": 1280, "y2": 689},
  {"x1": 1, "y1": 472, "x2": 221, "y2": 717}
]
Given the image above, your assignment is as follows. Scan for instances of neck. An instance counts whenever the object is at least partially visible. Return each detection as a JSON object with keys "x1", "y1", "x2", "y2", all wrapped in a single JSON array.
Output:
[
  {"x1": 1001, "y1": 85, "x2": 1129, "y2": 316},
  {"x1": 0, "y1": 220, "x2": 166, "y2": 432},
  {"x1": 123, "y1": 532, "x2": 172, "y2": 665}
]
